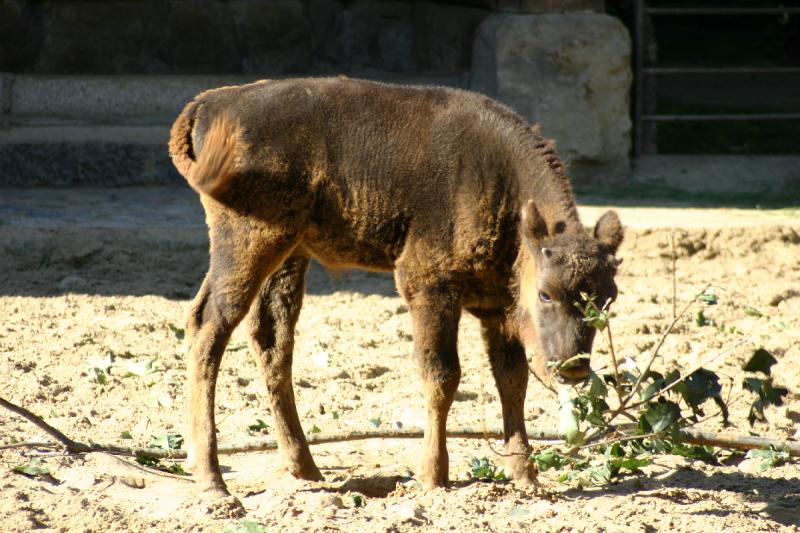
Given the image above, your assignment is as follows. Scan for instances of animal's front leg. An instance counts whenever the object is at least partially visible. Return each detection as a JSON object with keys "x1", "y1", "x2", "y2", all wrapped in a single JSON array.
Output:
[
  {"x1": 480, "y1": 318, "x2": 537, "y2": 485},
  {"x1": 403, "y1": 281, "x2": 462, "y2": 489}
]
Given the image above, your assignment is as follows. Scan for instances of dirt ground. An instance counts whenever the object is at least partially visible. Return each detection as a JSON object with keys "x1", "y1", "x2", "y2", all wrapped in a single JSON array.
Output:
[{"x1": 1, "y1": 195, "x2": 799, "y2": 532}]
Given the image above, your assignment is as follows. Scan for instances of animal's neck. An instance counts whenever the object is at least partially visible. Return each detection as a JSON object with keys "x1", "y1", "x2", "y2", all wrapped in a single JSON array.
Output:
[
  {"x1": 505, "y1": 130, "x2": 585, "y2": 337},
  {"x1": 516, "y1": 131, "x2": 584, "y2": 236}
]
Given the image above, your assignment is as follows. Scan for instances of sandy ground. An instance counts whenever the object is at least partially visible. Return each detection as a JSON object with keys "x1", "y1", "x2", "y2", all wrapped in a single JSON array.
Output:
[{"x1": 1, "y1": 188, "x2": 799, "y2": 532}]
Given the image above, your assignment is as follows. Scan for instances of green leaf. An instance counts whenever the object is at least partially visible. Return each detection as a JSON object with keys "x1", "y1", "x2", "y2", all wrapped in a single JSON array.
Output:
[
  {"x1": 223, "y1": 520, "x2": 269, "y2": 533},
  {"x1": 309, "y1": 425, "x2": 322, "y2": 434},
  {"x1": 368, "y1": 417, "x2": 382, "y2": 428},
  {"x1": 247, "y1": 419, "x2": 270, "y2": 435},
  {"x1": 695, "y1": 309, "x2": 707, "y2": 327},
  {"x1": 120, "y1": 431, "x2": 133, "y2": 440},
  {"x1": 558, "y1": 389, "x2": 584, "y2": 445},
  {"x1": 743, "y1": 348, "x2": 778, "y2": 375},
  {"x1": 573, "y1": 393, "x2": 610, "y2": 430},
  {"x1": 167, "y1": 323, "x2": 185, "y2": 340},
  {"x1": 166, "y1": 463, "x2": 187, "y2": 476},
  {"x1": 13, "y1": 458, "x2": 50, "y2": 477},
  {"x1": 697, "y1": 290, "x2": 718, "y2": 305},
  {"x1": 86, "y1": 352, "x2": 115, "y2": 384},
  {"x1": 123, "y1": 358, "x2": 158, "y2": 379},
  {"x1": 88, "y1": 368, "x2": 109, "y2": 385},
  {"x1": 639, "y1": 371, "x2": 666, "y2": 403},
  {"x1": 469, "y1": 457, "x2": 506, "y2": 481},
  {"x1": 587, "y1": 372, "x2": 608, "y2": 398},
  {"x1": 743, "y1": 306, "x2": 763, "y2": 318},
  {"x1": 575, "y1": 293, "x2": 608, "y2": 331},
  {"x1": 587, "y1": 464, "x2": 614, "y2": 485},
  {"x1": 641, "y1": 400, "x2": 681, "y2": 433},
  {"x1": 531, "y1": 449, "x2": 571, "y2": 473},
  {"x1": 352, "y1": 494, "x2": 365, "y2": 508},
  {"x1": 331, "y1": 411, "x2": 340, "y2": 420},
  {"x1": 135, "y1": 454, "x2": 161, "y2": 467},
  {"x1": 746, "y1": 448, "x2": 790, "y2": 471},
  {"x1": 148, "y1": 433, "x2": 184, "y2": 450},
  {"x1": 610, "y1": 456, "x2": 650, "y2": 472},
  {"x1": 670, "y1": 443, "x2": 717, "y2": 463}
]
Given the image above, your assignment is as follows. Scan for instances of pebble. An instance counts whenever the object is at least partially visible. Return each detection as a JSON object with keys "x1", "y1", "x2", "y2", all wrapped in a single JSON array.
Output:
[
  {"x1": 119, "y1": 476, "x2": 146, "y2": 489},
  {"x1": 387, "y1": 502, "x2": 426, "y2": 523},
  {"x1": 303, "y1": 492, "x2": 345, "y2": 511}
]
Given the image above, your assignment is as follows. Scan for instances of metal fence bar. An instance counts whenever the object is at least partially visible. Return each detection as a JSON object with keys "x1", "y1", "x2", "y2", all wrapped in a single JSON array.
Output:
[
  {"x1": 643, "y1": 113, "x2": 800, "y2": 122},
  {"x1": 634, "y1": 0, "x2": 646, "y2": 156},
  {"x1": 646, "y1": 7, "x2": 800, "y2": 15},
  {"x1": 633, "y1": 1, "x2": 800, "y2": 154},
  {"x1": 645, "y1": 66, "x2": 800, "y2": 75}
]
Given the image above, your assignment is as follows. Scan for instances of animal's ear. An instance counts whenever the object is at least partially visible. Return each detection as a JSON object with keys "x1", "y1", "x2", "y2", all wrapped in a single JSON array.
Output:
[
  {"x1": 594, "y1": 210, "x2": 624, "y2": 253},
  {"x1": 521, "y1": 200, "x2": 548, "y2": 242}
]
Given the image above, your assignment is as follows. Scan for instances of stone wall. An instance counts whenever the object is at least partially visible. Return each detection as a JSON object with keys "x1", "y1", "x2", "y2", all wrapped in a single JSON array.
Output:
[
  {"x1": 0, "y1": 0, "x2": 496, "y2": 75},
  {"x1": 1, "y1": 0, "x2": 638, "y2": 187}
]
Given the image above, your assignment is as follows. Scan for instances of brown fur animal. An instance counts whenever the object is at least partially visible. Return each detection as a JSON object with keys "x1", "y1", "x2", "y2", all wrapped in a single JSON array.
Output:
[{"x1": 168, "y1": 77, "x2": 623, "y2": 501}]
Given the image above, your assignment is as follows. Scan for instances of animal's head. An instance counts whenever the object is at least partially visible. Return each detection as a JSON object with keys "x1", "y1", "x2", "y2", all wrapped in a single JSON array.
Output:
[{"x1": 515, "y1": 201, "x2": 623, "y2": 385}]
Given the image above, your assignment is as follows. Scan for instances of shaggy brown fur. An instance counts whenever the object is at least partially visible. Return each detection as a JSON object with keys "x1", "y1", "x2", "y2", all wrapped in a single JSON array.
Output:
[{"x1": 168, "y1": 77, "x2": 623, "y2": 500}]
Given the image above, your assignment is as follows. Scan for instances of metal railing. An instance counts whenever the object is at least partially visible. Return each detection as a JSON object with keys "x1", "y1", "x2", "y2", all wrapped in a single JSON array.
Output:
[{"x1": 633, "y1": 1, "x2": 800, "y2": 155}]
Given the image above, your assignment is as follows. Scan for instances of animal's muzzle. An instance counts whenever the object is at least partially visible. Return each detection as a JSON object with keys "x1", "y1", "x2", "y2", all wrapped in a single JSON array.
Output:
[{"x1": 554, "y1": 359, "x2": 591, "y2": 384}]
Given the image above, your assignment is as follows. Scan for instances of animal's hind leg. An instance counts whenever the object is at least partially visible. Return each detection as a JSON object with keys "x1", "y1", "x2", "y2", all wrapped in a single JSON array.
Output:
[
  {"x1": 185, "y1": 225, "x2": 297, "y2": 498},
  {"x1": 480, "y1": 317, "x2": 536, "y2": 485},
  {"x1": 248, "y1": 254, "x2": 322, "y2": 481},
  {"x1": 399, "y1": 278, "x2": 462, "y2": 489}
]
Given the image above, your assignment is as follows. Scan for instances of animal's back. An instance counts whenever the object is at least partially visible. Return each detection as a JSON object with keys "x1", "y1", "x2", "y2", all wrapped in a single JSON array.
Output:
[{"x1": 170, "y1": 77, "x2": 530, "y2": 275}]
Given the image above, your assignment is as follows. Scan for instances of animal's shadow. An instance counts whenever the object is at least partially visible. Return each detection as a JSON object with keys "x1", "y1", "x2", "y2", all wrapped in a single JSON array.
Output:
[
  {"x1": 267, "y1": 465, "x2": 800, "y2": 527},
  {"x1": 0, "y1": 254, "x2": 399, "y2": 298},
  {"x1": 560, "y1": 466, "x2": 800, "y2": 527},
  {"x1": 217, "y1": 453, "x2": 800, "y2": 529}
]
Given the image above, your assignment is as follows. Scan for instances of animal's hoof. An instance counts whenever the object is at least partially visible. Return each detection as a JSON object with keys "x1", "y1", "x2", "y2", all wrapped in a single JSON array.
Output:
[
  {"x1": 418, "y1": 469, "x2": 449, "y2": 490},
  {"x1": 507, "y1": 458, "x2": 538, "y2": 487},
  {"x1": 185, "y1": 487, "x2": 245, "y2": 519},
  {"x1": 285, "y1": 461, "x2": 324, "y2": 482},
  {"x1": 199, "y1": 491, "x2": 245, "y2": 519},
  {"x1": 196, "y1": 483, "x2": 231, "y2": 502},
  {"x1": 511, "y1": 470, "x2": 539, "y2": 488}
]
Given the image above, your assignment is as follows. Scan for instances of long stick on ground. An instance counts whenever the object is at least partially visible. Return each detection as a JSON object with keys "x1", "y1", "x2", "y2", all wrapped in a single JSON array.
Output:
[
  {"x1": 0, "y1": 396, "x2": 89, "y2": 453},
  {"x1": 3, "y1": 396, "x2": 800, "y2": 460}
]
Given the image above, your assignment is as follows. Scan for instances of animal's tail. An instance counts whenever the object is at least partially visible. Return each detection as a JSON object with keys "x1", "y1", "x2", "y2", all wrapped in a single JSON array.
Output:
[{"x1": 168, "y1": 101, "x2": 240, "y2": 197}]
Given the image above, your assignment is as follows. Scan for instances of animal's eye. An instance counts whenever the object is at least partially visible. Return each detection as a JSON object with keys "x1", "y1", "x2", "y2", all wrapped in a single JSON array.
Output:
[{"x1": 539, "y1": 291, "x2": 552, "y2": 303}]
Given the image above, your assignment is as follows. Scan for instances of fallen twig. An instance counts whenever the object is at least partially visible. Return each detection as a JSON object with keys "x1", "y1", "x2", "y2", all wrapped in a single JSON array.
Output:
[
  {"x1": 0, "y1": 396, "x2": 90, "y2": 453},
  {"x1": 0, "y1": 442, "x2": 60, "y2": 451},
  {"x1": 3, "y1": 394, "x2": 800, "y2": 459}
]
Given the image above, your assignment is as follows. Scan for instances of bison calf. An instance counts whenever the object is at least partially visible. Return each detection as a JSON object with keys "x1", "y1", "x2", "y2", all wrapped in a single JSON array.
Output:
[{"x1": 169, "y1": 77, "x2": 623, "y2": 501}]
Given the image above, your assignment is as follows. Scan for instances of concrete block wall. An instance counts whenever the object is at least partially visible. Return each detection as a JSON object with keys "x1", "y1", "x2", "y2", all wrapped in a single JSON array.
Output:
[{"x1": 0, "y1": 73, "x2": 466, "y2": 186}]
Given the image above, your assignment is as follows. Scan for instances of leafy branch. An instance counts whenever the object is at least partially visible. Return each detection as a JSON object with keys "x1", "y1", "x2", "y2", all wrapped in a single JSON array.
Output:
[{"x1": 532, "y1": 283, "x2": 792, "y2": 485}]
